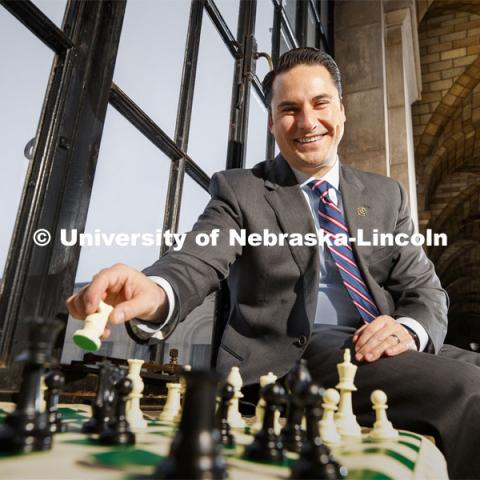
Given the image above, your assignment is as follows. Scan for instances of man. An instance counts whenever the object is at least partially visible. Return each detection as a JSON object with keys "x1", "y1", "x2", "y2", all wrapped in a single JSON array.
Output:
[{"x1": 67, "y1": 48, "x2": 480, "y2": 478}]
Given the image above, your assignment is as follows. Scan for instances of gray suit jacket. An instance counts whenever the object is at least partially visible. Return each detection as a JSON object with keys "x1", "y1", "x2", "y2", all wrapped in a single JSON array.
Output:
[{"x1": 141, "y1": 156, "x2": 448, "y2": 384}]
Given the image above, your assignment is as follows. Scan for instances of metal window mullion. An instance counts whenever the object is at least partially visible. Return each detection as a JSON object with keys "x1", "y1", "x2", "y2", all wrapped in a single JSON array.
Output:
[
  {"x1": 0, "y1": 0, "x2": 73, "y2": 53},
  {"x1": 161, "y1": 0, "x2": 206, "y2": 258},
  {"x1": 295, "y1": 0, "x2": 308, "y2": 47},
  {"x1": 205, "y1": 0, "x2": 241, "y2": 59},
  {"x1": 226, "y1": 0, "x2": 257, "y2": 170},
  {"x1": 0, "y1": 1, "x2": 127, "y2": 370},
  {"x1": 108, "y1": 84, "x2": 209, "y2": 192}
]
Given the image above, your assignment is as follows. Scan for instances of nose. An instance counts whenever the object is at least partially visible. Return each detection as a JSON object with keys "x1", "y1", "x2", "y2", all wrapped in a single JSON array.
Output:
[{"x1": 298, "y1": 106, "x2": 318, "y2": 132}]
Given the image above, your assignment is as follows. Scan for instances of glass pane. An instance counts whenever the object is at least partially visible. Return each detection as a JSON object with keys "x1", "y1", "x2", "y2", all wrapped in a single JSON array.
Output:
[
  {"x1": 255, "y1": 0, "x2": 275, "y2": 82},
  {"x1": 307, "y1": 5, "x2": 318, "y2": 47},
  {"x1": 188, "y1": 14, "x2": 235, "y2": 176},
  {"x1": 31, "y1": 0, "x2": 67, "y2": 28},
  {"x1": 0, "y1": 9, "x2": 57, "y2": 281},
  {"x1": 113, "y1": 0, "x2": 190, "y2": 138},
  {"x1": 61, "y1": 106, "x2": 171, "y2": 364},
  {"x1": 245, "y1": 90, "x2": 269, "y2": 168},
  {"x1": 212, "y1": 0, "x2": 240, "y2": 38},
  {"x1": 283, "y1": 0, "x2": 296, "y2": 32},
  {"x1": 178, "y1": 173, "x2": 211, "y2": 234}
]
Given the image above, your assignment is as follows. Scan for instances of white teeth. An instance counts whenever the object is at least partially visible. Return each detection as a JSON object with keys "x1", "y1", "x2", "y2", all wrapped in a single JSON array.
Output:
[{"x1": 297, "y1": 135, "x2": 323, "y2": 144}]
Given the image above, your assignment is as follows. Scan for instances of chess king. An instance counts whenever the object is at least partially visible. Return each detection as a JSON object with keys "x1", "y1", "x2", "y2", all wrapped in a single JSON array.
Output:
[{"x1": 67, "y1": 47, "x2": 480, "y2": 479}]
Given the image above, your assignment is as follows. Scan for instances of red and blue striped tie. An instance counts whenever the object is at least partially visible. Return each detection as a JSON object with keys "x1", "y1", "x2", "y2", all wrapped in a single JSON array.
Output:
[{"x1": 308, "y1": 179, "x2": 380, "y2": 323}]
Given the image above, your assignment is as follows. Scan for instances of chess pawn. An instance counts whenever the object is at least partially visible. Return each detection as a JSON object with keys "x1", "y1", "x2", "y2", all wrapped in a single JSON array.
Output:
[
  {"x1": 335, "y1": 349, "x2": 362, "y2": 439},
  {"x1": 40, "y1": 375, "x2": 48, "y2": 413},
  {"x1": 174, "y1": 364, "x2": 191, "y2": 422},
  {"x1": 319, "y1": 388, "x2": 341, "y2": 445},
  {"x1": 72, "y1": 300, "x2": 113, "y2": 352},
  {"x1": 126, "y1": 359, "x2": 147, "y2": 430},
  {"x1": 244, "y1": 382, "x2": 287, "y2": 464},
  {"x1": 99, "y1": 377, "x2": 136, "y2": 446},
  {"x1": 369, "y1": 390, "x2": 399, "y2": 441},
  {"x1": 253, "y1": 372, "x2": 279, "y2": 433},
  {"x1": 226, "y1": 367, "x2": 246, "y2": 429},
  {"x1": 159, "y1": 382, "x2": 182, "y2": 422}
]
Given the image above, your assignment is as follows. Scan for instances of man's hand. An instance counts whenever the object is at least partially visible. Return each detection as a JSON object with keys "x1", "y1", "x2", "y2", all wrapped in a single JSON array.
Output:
[
  {"x1": 353, "y1": 315, "x2": 417, "y2": 362},
  {"x1": 66, "y1": 263, "x2": 168, "y2": 340}
]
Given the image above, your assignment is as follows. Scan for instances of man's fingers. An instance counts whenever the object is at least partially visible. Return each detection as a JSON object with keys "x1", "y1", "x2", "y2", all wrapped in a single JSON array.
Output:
[
  {"x1": 110, "y1": 294, "x2": 158, "y2": 324},
  {"x1": 352, "y1": 322, "x2": 368, "y2": 342},
  {"x1": 100, "y1": 327, "x2": 111, "y2": 341},
  {"x1": 361, "y1": 334, "x2": 405, "y2": 362},
  {"x1": 354, "y1": 317, "x2": 389, "y2": 351}
]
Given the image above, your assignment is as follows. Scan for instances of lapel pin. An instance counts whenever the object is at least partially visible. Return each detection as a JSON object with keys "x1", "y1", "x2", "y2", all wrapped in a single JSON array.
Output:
[{"x1": 357, "y1": 206, "x2": 368, "y2": 217}]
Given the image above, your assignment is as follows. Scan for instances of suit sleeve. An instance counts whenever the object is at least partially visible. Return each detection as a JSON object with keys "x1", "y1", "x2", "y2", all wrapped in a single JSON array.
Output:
[
  {"x1": 387, "y1": 181, "x2": 449, "y2": 353},
  {"x1": 140, "y1": 171, "x2": 244, "y2": 325}
]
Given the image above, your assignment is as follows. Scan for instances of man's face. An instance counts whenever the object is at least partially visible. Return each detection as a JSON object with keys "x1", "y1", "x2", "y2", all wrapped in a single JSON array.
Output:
[{"x1": 268, "y1": 64, "x2": 346, "y2": 177}]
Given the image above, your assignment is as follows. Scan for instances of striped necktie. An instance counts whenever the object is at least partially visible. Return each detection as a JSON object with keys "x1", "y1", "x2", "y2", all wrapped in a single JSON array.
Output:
[{"x1": 308, "y1": 179, "x2": 380, "y2": 323}]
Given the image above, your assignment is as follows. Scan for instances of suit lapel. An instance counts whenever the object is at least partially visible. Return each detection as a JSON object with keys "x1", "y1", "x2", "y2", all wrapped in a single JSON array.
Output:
[
  {"x1": 340, "y1": 165, "x2": 390, "y2": 314},
  {"x1": 263, "y1": 156, "x2": 319, "y2": 278}
]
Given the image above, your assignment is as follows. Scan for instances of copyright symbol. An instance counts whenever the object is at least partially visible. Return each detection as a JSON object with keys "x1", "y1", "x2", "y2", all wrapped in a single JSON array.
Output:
[{"x1": 33, "y1": 229, "x2": 51, "y2": 246}]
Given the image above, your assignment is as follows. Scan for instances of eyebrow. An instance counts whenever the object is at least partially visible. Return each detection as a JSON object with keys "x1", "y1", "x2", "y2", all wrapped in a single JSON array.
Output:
[{"x1": 277, "y1": 94, "x2": 333, "y2": 109}]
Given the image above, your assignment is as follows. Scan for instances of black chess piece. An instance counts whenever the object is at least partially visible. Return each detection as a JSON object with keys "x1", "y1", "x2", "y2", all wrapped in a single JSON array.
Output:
[
  {"x1": 215, "y1": 382, "x2": 235, "y2": 448},
  {"x1": 243, "y1": 382, "x2": 287, "y2": 464},
  {"x1": 154, "y1": 369, "x2": 226, "y2": 479},
  {"x1": 98, "y1": 376, "x2": 136, "y2": 446},
  {"x1": 290, "y1": 382, "x2": 347, "y2": 479},
  {"x1": 45, "y1": 369, "x2": 67, "y2": 433},
  {"x1": 82, "y1": 361, "x2": 123, "y2": 434},
  {"x1": 281, "y1": 358, "x2": 311, "y2": 452},
  {"x1": 0, "y1": 318, "x2": 63, "y2": 453}
]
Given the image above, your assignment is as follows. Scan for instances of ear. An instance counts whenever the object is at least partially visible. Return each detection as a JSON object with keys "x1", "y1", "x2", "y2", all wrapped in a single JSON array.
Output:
[{"x1": 340, "y1": 101, "x2": 346, "y2": 123}]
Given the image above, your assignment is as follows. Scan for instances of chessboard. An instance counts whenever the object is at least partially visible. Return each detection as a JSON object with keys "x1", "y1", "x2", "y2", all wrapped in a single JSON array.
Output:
[{"x1": 0, "y1": 402, "x2": 448, "y2": 480}]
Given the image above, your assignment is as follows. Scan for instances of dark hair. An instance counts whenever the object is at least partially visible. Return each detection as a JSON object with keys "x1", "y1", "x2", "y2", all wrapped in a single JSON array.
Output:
[{"x1": 262, "y1": 47, "x2": 343, "y2": 108}]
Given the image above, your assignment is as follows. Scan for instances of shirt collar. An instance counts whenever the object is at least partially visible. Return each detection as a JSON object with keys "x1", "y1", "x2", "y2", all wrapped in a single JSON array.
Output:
[{"x1": 291, "y1": 157, "x2": 340, "y2": 191}]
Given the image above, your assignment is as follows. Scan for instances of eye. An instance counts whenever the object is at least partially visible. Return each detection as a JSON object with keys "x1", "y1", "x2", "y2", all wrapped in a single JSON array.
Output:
[
  {"x1": 281, "y1": 106, "x2": 297, "y2": 114},
  {"x1": 314, "y1": 101, "x2": 329, "y2": 109}
]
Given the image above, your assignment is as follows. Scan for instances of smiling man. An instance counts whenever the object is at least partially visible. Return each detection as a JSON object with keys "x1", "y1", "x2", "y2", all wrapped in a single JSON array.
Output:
[{"x1": 67, "y1": 48, "x2": 480, "y2": 478}]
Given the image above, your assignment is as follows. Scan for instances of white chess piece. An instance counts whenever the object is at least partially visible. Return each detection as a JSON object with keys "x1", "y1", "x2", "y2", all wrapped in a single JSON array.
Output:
[
  {"x1": 319, "y1": 388, "x2": 342, "y2": 445},
  {"x1": 159, "y1": 382, "x2": 182, "y2": 422},
  {"x1": 335, "y1": 349, "x2": 362, "y2": 439},
  {"x1": 174, "y1": 364, "x2": 191, "y2": 422},
  {"x1": 252, "y1": 372, "x2": 280, "y2": 433},
  {"x1": 72, "y1": 300, "x2": 113, "y2": 352},
  {"x1": 40, "y1": 375, "x2": 47, "y2": 413},
  {"x1": 126, "y1": 359, "x2": 147, "y2": 430},
  {"x1": 369, "y1": 390, "x2": 399, "y2": 441},
  {"x1": 227, "y1": 366, "x2": 246, "y2": 429}
]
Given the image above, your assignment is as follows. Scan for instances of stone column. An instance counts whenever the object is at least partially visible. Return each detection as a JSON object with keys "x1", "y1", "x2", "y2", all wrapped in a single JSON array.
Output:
[
  {"x1": 384, "y1": 1, "x2": 422, "y2": 228},
  {"x1": 335, "y1": 0, "x2": 390, "y2": 176}
]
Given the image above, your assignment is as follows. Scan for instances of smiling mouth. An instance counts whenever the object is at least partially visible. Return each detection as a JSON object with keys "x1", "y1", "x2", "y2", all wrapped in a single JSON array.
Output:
[{"x1": 295, "y1": 134, "x2": 327, "y2": 144}]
